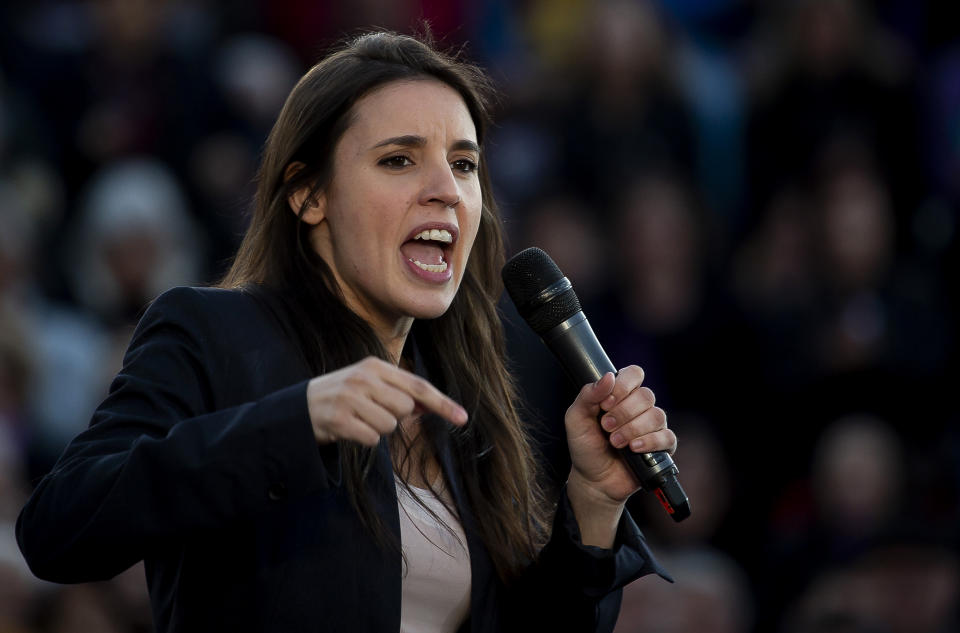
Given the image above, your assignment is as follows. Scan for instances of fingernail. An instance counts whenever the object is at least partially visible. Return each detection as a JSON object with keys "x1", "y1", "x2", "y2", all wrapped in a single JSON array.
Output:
[
  {"x1": 601, "y1": 416, "x2": 616, "y2": 431},
  {"x1": 456, "y1": 406, "x2": 468, "y2": 423},
  {"x1": 610, "y1": 432, "x2": 625, "y2": 447},
  {"x1": 630, "y1": 438, "x2": 644, "y2": 451}
]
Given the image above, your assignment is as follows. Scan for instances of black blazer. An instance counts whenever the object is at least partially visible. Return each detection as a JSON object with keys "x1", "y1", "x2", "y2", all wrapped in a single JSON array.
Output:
[{"x1": 16, "y1": 286, "x2": 668, "y2": 632}]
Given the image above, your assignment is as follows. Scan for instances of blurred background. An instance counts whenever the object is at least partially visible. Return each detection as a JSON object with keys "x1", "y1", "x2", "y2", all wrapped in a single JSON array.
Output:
[{"x1": 0, "y1": 0, "x2": 957, "y2": 631}]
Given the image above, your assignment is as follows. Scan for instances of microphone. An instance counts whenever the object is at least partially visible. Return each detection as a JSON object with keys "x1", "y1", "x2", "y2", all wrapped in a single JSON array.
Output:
[{"x1": 502, "y1": 247, "x2": 691, "y2": 522}]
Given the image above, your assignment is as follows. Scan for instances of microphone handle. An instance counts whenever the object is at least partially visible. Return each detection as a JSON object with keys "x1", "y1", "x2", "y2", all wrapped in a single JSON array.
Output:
[{"x1": 542, "y1": 312, "x2": 691, "y2": 522}]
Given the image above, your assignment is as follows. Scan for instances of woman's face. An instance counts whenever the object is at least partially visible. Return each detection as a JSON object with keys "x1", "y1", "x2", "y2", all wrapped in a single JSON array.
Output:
[{"x1": 304, "y1": 79, "x2": 482, "y2": 341}]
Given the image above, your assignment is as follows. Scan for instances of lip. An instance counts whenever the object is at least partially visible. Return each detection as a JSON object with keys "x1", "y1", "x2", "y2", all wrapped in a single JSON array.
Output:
[{"x1": 401, "y1": 221, "x2": 459, "y2": 284}]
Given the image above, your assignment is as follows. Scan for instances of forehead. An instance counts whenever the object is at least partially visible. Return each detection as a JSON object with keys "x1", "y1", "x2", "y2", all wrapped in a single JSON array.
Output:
[{"x1": 344, "y1": 79, "x2": 478, "y2": 148}]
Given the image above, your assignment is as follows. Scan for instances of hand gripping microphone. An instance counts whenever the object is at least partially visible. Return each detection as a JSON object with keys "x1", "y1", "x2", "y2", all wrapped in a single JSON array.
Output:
[{"x1": 502, "y1": 247, "x2": 691, "y2": 522}]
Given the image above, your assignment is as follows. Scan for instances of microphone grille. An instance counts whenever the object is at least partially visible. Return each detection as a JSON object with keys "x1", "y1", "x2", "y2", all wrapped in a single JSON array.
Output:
[{"x1": 502, "y1": 247, "x2": 582, "y2": 335}]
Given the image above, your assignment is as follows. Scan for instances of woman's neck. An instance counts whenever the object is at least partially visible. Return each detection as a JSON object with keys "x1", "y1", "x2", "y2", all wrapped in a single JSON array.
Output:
[
  {"x1": 380, "y1": 322, "x2": 412, "y2": 365},
  {"x1": 357, "y1": 309, "x2": 412, "y2": 365}
]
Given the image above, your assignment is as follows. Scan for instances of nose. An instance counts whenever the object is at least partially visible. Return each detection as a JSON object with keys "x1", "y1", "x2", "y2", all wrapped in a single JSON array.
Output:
[{"x1": 418, "y1": 157, "x2": 461, "y2": 209}]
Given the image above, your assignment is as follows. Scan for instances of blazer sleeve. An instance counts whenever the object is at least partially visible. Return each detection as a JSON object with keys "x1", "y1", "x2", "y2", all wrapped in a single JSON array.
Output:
[
  {"x1": 506, "y1": 484, "x2": 672, "y2": 633},
  {"x1": 16, "y1": 287, "x2": 330, "y2": 584}
]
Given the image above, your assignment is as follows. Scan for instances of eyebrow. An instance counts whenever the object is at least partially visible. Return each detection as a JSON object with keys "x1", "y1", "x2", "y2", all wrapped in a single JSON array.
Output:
[{"x1": 372, "y1": 135, "x2": 480, "y2": 154}]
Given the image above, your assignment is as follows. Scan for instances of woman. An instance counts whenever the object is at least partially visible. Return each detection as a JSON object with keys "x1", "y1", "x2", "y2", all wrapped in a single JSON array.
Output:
[{"x1": 16, "y1": 30, "x2": 675, "y2": 633}]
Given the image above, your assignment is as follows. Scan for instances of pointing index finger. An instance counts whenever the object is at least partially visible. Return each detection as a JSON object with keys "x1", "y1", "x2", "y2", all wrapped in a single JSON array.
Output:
[{"x1": 384, "y1": 367, "x2": 468, "y2": 425}]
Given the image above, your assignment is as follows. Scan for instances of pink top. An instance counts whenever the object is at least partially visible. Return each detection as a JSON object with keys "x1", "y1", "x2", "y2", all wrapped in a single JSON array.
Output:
[{"x1": 396, "y1": 475, "x2": 472, "y2": 633}]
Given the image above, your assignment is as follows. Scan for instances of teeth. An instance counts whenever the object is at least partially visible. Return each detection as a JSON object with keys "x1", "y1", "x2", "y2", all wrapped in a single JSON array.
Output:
[
  {"x1": 410, "y1": 259, "x2": 448, "y2": 273},
  {"x1": 414, "y1": 229, "x2": 453, "y2": 243}
]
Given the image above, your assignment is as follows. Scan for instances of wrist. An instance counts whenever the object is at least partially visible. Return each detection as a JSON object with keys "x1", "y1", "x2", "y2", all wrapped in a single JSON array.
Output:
[{"x1": 566, "y1": 470, "x2": 625, "y2": 549}]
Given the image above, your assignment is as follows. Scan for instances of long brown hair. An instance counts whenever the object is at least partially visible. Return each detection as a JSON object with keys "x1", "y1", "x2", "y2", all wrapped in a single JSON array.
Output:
[{"x1": 220, "y1": 29, "x2": 549, "y2": 582}]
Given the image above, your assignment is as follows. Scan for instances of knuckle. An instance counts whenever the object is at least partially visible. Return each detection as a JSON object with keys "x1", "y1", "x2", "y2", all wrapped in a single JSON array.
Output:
[
  {"x1": 627, "y1": 417, "x2": 646, "y2": 437},
  {"x1": 359, "y1": 356, "x2": 380, "y2": 369},
  {"x1": 331, "y1": 403, "x2": 352, "y2": 421},
  {"x1": 639, "y1": 386, "x2": 656, "y2": 407},
  {"x1": 312, "y1": 418, "x2": 335, "y2": 441},
  {"x1": 652, "y1": 406, "x2": 667, "y2": 428},
  {"x1": 377, "y1": 410, "x2": 398, "y2": 432},
  {"x1": 411, "y1": 378, "x2": 431, "y2": 399},
  {"x1": 611, "y1": 375, "x2": 627, "y2": 396},
  {"x1": 397, "y1": 393, "x2": 416, "y2": 415},
  {"x1": 650, "y1": 428, "x2": 675, "y2": 454},
  {"x1": 359, "y1": 431, "x2": 380, "y2": 447},
  {"x1": 344, "y1": 371, "x2": 368, "y2": 389},
  {"x1": 615, "y1": 365, "x2": 644, "y2": 392},
  {"x1": 370, "y1": 422, "x2": 390, "y2": 438}
]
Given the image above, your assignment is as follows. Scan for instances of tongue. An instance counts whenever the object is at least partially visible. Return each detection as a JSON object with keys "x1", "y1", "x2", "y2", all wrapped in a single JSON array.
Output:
[{"x1": 400, "y1": 241, "x2": 445, "y2": 265}]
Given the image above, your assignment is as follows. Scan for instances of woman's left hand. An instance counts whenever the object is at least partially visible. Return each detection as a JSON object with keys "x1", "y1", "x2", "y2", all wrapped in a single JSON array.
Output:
[{"x1": 563, "y1": 366, "x2": 676, "y2": 544}]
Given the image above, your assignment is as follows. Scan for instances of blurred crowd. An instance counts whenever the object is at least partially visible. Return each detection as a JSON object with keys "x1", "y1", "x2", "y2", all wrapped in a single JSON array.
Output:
[{"x1": 0, "y1": 1, "x2": 957, "y2": 632}]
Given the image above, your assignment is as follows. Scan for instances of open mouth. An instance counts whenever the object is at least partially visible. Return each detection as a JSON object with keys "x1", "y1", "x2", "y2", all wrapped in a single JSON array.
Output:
[{"x1": 400, "y1": 225, "x2": 458, "y2": 274}]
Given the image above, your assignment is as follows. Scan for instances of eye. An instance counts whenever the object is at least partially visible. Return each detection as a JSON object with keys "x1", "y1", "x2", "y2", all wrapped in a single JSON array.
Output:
[
  {"x1": 379, "y1": 155, "x2": 413, "y2": 169},
  {"x1": 451, "y1": 158, "x2": 478, "y2": 174}
]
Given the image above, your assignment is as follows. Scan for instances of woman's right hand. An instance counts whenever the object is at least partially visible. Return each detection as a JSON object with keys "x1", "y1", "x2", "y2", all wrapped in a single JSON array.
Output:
[{"x1": 305, "y1": 356, "x2": 468, "y2": 446}]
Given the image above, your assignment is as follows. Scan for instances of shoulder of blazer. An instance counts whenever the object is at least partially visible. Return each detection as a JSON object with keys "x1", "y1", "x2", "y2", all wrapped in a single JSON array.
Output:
[
  {"x1": 136, "y1": 285, "x2": 298, "y2": 371},
  {"x1": 146, "y1": 285, "x2": 258, "y2": 316},
  {"x1": 141, "y1": 285, "x2": 274, "y2": 338},
  {"x1": 135, "y1": 285, "x2": 312, "y2": 406}
]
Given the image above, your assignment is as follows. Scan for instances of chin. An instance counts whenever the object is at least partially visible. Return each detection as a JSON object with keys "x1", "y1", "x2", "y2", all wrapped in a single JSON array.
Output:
[
  {"x1": 410, "y1": 305, "x2": 454, "y2": 321},
  {"x1": 405, "y1": 295, "x2": 457, "y2": 321}
]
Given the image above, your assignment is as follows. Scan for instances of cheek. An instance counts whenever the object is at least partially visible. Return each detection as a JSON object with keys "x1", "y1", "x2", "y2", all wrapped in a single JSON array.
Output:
[
  {"x1": 459, "y1": 210, "x2": 483, "y2": 263},
  {"x1": 459, "y1": 186, "x2": 484, "y2": 254},
  {"x1": 328, "y1": 198, "x2": 388, "y2": 260}
]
